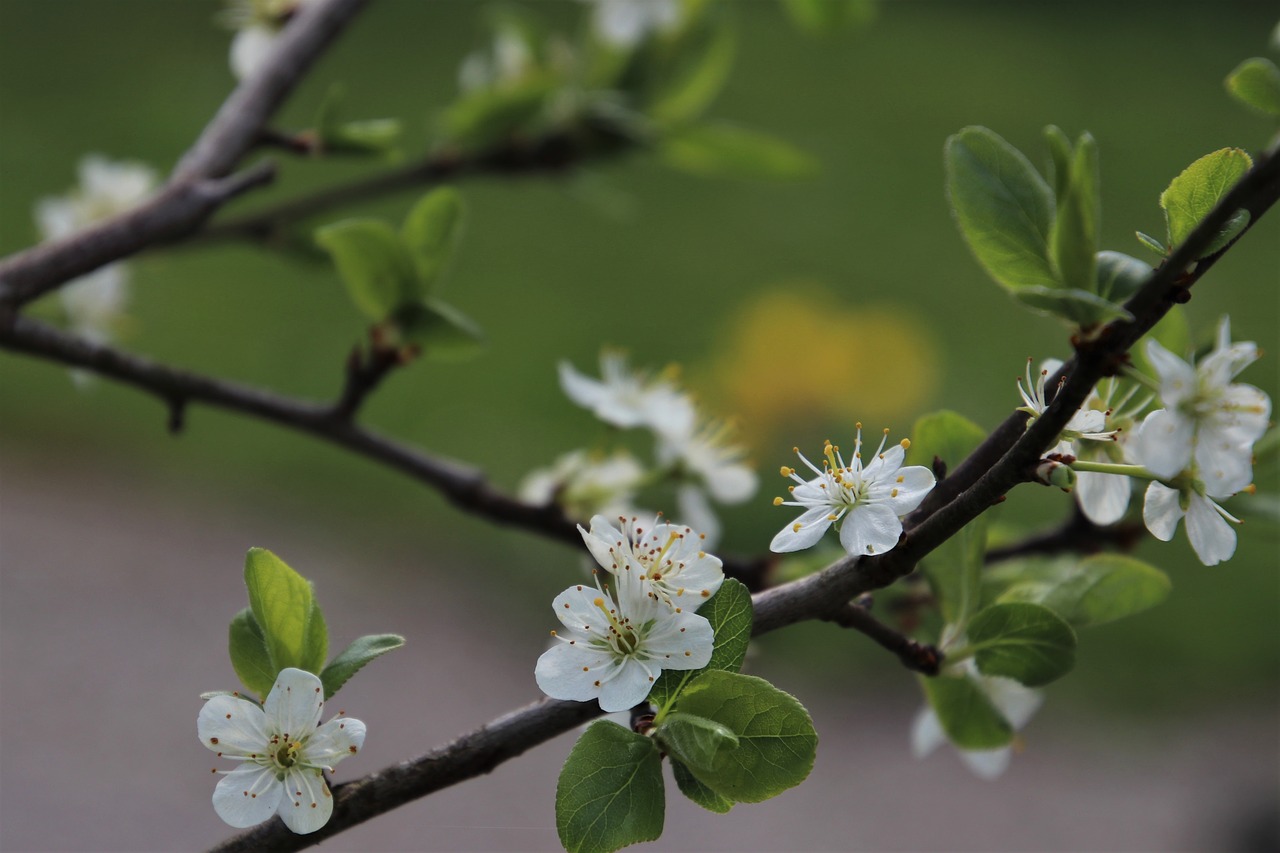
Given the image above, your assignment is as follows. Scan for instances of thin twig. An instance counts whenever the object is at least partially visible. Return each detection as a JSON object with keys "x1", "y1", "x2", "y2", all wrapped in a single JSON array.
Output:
[
  {"x1": 984, "y1": 505, "x2": 1145, "y2": 564},
  {"x1": 822, "y1": 602, "x2": 941, "y2": 675},
  {"x1": 0, "y1": 0, "x2": 369, "y2": 308}
]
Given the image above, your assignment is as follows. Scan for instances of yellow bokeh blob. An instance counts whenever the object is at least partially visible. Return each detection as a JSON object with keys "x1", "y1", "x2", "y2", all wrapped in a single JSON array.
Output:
[{"x1": 708, "y1": 283, "x2": 940, "y2": 448}]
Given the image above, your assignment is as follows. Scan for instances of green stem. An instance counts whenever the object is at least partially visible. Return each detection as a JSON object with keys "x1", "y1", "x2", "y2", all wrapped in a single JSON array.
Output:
[
  {"x1": 1119, "y1": 364, "x2": 1160, "y2": 392},
  {"x1": 1067, "y1": 460, "x2": 1157, "y2": 479}
]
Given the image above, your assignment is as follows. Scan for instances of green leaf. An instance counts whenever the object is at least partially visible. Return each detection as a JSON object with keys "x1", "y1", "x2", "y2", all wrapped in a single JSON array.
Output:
[
  {"x1": 647, "y1": 19, "x2": 736, "y2": 126},
  {"x1": 1160, "y1": 148, "x2": 1253, "y2": 256},
  {"x1": 1042, "y1": 125, "x2": 1072, "y2": 200},
  {"x1": 659, "y1": 122, "x2": 818, "y2": 180},
  {"x1": 556, "y1": 721, "x2": 665, "y2": 853},
  {"x1": 1225, "y1": 57, "x2": 1280, "y2": 117},
  {"x1": 243, "y1": 548, "x2": 317, "y2": 675},
  {"x1": 392, "y1": 297, "x2": 485, "y2": 361},
  {"x1": 919, "y1": 674, "x2": 1013, "y2": 750},
  {"x1": 300, "y1": 600, "x2": 328, "y2": 675},
  {"x1": 670, "y1": 671, "x2": 816, "y2": 803},
  {"x1": 780, "y1": 0, "x2": 875, "y2": 34},
  {"x1": 1135, "y1": 230, "x2": 1167, "y2": 256},
  {"x1": 964, "y1": 602, "x2": 1077, "y2": 687},
  {"x1": 325, "y1": 119, "x2": 403, "y2": 155},
  {"x1": 997, "y1": 554, "x2": 1170, "y2": 629},
  {"x1": 402, "y1": 188, "x2": 465, "y2": 293},
  {"x1": 315, "y1": 219, "x2": 418, "y2": 320},
  {"x1": 654, "y1": 712, "x2": 739, "y2": 773},
  {"x1": 945, "y1": 126, "x2": 1057, "y2": 292},
  {"x1": 905, "y1": 409, "x2": 986, "y2": 472},
  {"x1": 670, "y1": 759, "x2": 734, "y2": 813},
  {"x1": 228, "y1": 607, "x2": 275, "y2": 699},
  {"x1": 1049, "y1": 132, "x2": 1099, "y2": 294},
  {"x1": 1011, "y1": 285, "x2": 1132, "y2": 326},
  {"x1": 441, "y1": 78, "x2": 555, "y2": 149},
  {"x1": 1094, "y1": 250, "x2": 1151, "y2": 303},
  {"x1": 319, "y1": 634, "x2": 406, "y2": 699},
  {"x1": 648, "y1": 578, "x2": 753, "y2": 712},
  {"x1": 925, "y1": 515, "x2": 988, "y2": 630}
]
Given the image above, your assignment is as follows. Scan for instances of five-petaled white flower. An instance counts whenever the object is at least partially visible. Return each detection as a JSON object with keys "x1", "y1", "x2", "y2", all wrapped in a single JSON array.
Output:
[
  {"x1": 1130, "y1": 317, "x2": 1270, "y2": 497},
  {"x1": 771, "y1": 425, "x2": 936, "y2": 556},
  {"x1": 579, "y1": 514, "x2": 725, "y2": 608},
  {"x1": 657, "y1": 418, "x2": 758, "y2": 547},
  {"x1": 911, "y1": 661, "x2": 1043, "y2": 780},
  {"x1": 36, "y1": 154, "x2": 157, "y2": 349},
  {"x1": 535, "y1": 572, "x2": 714, "y2": 712},
  {"x1": 519, "y1": 449, "x2": 647, "y2": 522},
  {"x1": 558, "y1": 351, "x2": 696, "y2": 440},
  {"x1": 1015, "y1": 358, "x2": 1117, "y2": 444},
  {"x1": 198, "y1": 668, "x2": 366, "y2": 834},
  {"x1": 1142, "y1": 479, "x2": 1243, "y2": 567}
]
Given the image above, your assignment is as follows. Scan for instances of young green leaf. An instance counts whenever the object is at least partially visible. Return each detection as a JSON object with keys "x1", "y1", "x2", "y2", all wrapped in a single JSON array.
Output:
[
  {"x1": 670, "y1": 759, "x2": 734, "y2": 813},
  {"x1": 556, "y1": 721, "x2": 665, "y2": 853},
  {"x1": 1049, "y1": 132, "x2": 1099, "y2": 295},
  {"x1": 918, "y1": 673, "x2": 1013, "y2": 750},
  {"x1": 654, "y1": 712, "x2": 739, "y2": 772},
  {"x1": 965, "y1": 602, "x2": 1077, "y2": 687},
  {"x1": 648, "y1": 578, "x2": 753, "y2": 712},
  {"x1": 243, "y1": 548, "x2": 317, "y2": 675},
  {"x1": 402, "y1": 188, "x2": 465, "y2": 292},
  {"x1": 925, "y1": 515, "x2": 988, "y2": 631},
  {"x1": 670, "y1": 671, "x2": 816, "y2": 803},
  {"x1": 1042, "y1": 125, "x2": 1072, "y2": 200},
  {"x1": 945, "y1": 126, "x2": 1057, "y2": 292},
  {"x1": 1160, "y1": 148, "x2": 1253, "y2": 256},
  {"x1": 781, "y1": 0, "x2": 875, "y2": 35},
  {"x1": 659, "y1": 122, "x2": 818, "y2": 180},
  {"x1": 905, "y1": 409, "x2": 986, "y2": 472},
  {"x1": 392, "y1": 298, "x2": 486, "y2": 362},
  {"x1": 1094, "y1": 250, "x2": 1151, "y2": 303},
  {"x1": 300, "y1": 600, "x2": 329, "y2": 676},
  {"x1": 1011, "y1": 285, "x2": 1132, "y2": 326},
  {"x1": 228, "y1": 607, "x2": 275, "y2": 699},
  {"x1": 1134, "y1": 230, "x2": 1167, "y2": 256},
  {"x1": 319, "y1": 633, "x2": 406, "y2": 699},
  {"x1": 316, "y1": 219, "x2": 417, "y2": 320},
  {"x1": 324, "y1": 119, "x2": 403, "y2": 155},
  {"x1": 997, "y1": 554, "x2": 1170, "y2": 629},
  {"x1": 441, "y1": 78, "x2": 555, "y2": 149},
  {"x1": 647, "y1": 19, "x2": 736, "y2": 127},
  {"x1": 1225, "y1": 57, "x2": 1280, "y2": 117}
]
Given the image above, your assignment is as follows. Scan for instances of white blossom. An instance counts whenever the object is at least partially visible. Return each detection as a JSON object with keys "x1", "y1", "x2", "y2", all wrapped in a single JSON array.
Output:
[
  {"x1": 1130, "y1": 317, "x2": 1270, "y2": 496},
  {"x1": 35, "y1": 155, "x2": 157, "y2": 346},
  {"x1": 911, "y1": 665, "x2": 1043, "y2": 780},
  {"x1": 657, "y1": 417, "x2": 758, "y2": 547},
  {"x1": 198, "y1": 668, "x2": 366, "y2": 834},
  {"x1": 1015, "y1": 358, "x2": 1115, "y2": 443},
  {"x1": 224, "y1": 0, "x2": 320, "y2": 80},
  {"x1": 1142, "y1": 480, "x2": 1242, "y2": 567},
  {"x1": 535, "y1": 571, "x2": 713, "y2": 712},
  {"x1": 579, "y1": 513, "x2": 724, "y2": 608},
  {"x1": 770, "y1": 425, "x2": 936, "y2": 557},
  {"x1": 558, "y1": 351, "x2": 696, "y2": 439},
  {"x1": 585, "y1": 0, "x2": 682, "y2": 48},
  {"x1": 519, "y1": 448, "x2": 646, "y2": 521}
]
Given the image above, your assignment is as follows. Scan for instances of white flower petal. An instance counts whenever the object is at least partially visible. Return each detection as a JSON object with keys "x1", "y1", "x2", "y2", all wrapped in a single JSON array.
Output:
[
  {"x1": 707, "y1": 463, "x2": 758, "y2": 504},
  {"x1": 212, "y1": 764, "x2": 283, "y2": 828},
  {"x1": 640, "y1": 609, "x2": 714, "y2": 669},
  {"x1": 861, "y1": 443, "x2": 905, "y2": 481},
  {"x1": 199, "y1": 694, "x2": 270, "y2": 758},
  {"x1": 535, "y1": 642, "x2": 618, "y2": 703},
  {"x1": 1145, "y1": 339, "x2": 1197, "y2": 406},
  {"x1": 675, "y1": 485, "x2": 721, "y2": 551},
  {"x1": 982, "y1": 677, "x2": 1043, "y2": 730},
  {"x1": 230, "y1": 25, "x2": 279, "y2": 80},
  {"x1": 1075, "y1": 470, "x2": 1131, "y2": 525},
  {"x1": 880, "y1": 465, "x2": 936, "y2": 515},
  {"x1": 958, "y1": 747, "x2": 1013, "y2": 780},
  {"x1": 1142, "y1": 481, "x2": 1184, "y2": 542},
  {"x1": 1132, "y1": 409, "x2": 1193, "y2": 479},
  {"x1": 1185, "y1": 494, "x2": 1237, "y2": 566},
  {"x1": 597, "y1": 658, "x2": 657, "y2": 712},
  {"x1": 277, "y1": 768, "x2": 333, "y2": 834},
  {"x1": 839, "y1": 503, "x2": 902, "y2": 556},
  {"x1": 264, "y1": 668, "x2": 325, "y2": 742},
  {"x1": 1194, "y1": 439, "x2": 1253, "y2": 497},
  {"x1": 579, "y1": 516, "x2": 628, "y2": 573},
  {"x1": 770, "y1": 506, "x2": 835, "y2": 552},
  {"x1": 910, "y1": 707, "x2": 945, "y2": 759},
  {"x1": 1208, "y1": 384, "x2": 1271, "y2": 446},
  {"x1": 1200, "y1": 340, "x2": 1260, "y2": 387},
  {"x1": 306, "y1": 716, "x2": 367, "y2": 768}
]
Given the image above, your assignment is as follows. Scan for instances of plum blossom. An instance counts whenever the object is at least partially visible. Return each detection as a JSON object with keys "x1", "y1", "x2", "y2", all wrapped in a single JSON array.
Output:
[
  {"x1": 36, "y1": 155, "x2": 157, "y2": 347},
  {"x1": 519, "y1": 449, "x2": 646, "y2": 521},
  {"x1": 224, "y1": 0, "x2": 320, "y2": 80},
  {"x1": 911, "y1": 662, "x2": 1043, "y2": 780},
  {"x1": 558, "y1": 351, "x2": 696, "y2": 439},
  {"x1": 585, "y1": 0, "x2": 682, "y2": 48},
  {"x1": 1130, "y1": 317, "x2": 1269, "y2": 497},
  {"x1": 1142, "y1": 480, "x2": 1242, "y2": 567},
  {"x1": 535, "y1": 571, "x2": 714, "y2": 712},
  {"x1": 579, "y1": 513, "x2": 724, "y2": 608},
  {"x1": 198, "y1": 668, "x2": 366, "y2": 834},
  {"x1": 771, "y1": 425, "x2": 936, "y2": 557},
  {"x1": 657, "y1": 418, "x2": 758, "y2": 547}
]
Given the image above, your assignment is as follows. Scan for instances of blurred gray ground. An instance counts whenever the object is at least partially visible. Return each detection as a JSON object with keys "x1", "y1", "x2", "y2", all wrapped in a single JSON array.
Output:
[{"x1": 1, "y1": 451, "x2": 1277, "y2": 853}]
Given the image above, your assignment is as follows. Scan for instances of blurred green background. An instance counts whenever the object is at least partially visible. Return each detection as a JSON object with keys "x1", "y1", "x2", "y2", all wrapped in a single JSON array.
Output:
[{"x1": 1, "y1": 2, "x2": 1277, "y2": 844}]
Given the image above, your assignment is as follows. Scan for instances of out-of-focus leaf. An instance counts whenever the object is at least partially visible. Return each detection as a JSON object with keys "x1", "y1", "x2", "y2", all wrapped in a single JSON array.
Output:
[
  {"x1": 659, "y1": 122, "x2": 818, "y2": 180},
  {"x1": 1225, "y1": 57, "x2": 1280, "y2": 117}
]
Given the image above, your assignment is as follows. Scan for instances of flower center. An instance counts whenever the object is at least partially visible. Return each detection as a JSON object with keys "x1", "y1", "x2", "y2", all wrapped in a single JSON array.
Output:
[
  {"x1": 594, "y1": 596, "x2": 640, "y2": 655},
  {"x1": 273, "y1": 739, "x2": 304, "y2": 770}
]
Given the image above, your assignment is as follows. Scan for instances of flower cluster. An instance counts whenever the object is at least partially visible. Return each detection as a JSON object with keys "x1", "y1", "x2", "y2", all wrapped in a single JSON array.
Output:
[
  {"x1": 524, "y1": 351, "x2": 757, "y2": 546},
  {"x1": 1022, "y1": 317, "x2": 1271, "y2": 566},
  {"x1": 535, "y1": 514, "x2": 721, "y2": 711},
  {"x1": 770, "y1": 425, "x2": 937, "y2": 557},
  {"x1": 198, "y1": 668, "x2": 366, "y2": 834},
  {"x1": 35, "y1": 155, "x2": 157, "y2": 350}
]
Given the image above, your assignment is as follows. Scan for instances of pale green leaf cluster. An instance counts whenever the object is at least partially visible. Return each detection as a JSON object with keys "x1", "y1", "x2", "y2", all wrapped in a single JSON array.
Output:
[
  {"x1": 228, "y1": 548, "x2": 404, "y2": 701},
  {"x1": 314, "y1": 85, "x2": 403, "y2": 156},
  {"x1": 945, "y1": 125, "x2": 1144, "y2": 328},
  {"x1": 1225, "y1": 57, "x2": 1280, "y2": 117},
  {"x1": 316, "y1": 188, "x2": 484, "y2": 361}
]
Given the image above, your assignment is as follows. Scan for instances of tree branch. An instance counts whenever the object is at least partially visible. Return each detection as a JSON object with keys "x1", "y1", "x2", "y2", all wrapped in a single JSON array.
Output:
[
  {"x1": 0, "y1": 0, "x2": 369, "y2": 308},
  {"x1": 822, "y1": 602, "x2": 941, "y2": 674},
  {"x1": 984, "y1": 506, "x2": 1144, "y2": 564}
]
